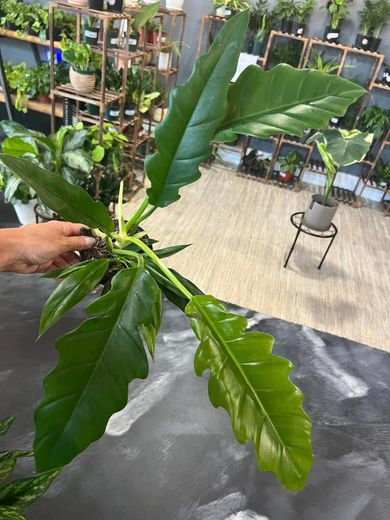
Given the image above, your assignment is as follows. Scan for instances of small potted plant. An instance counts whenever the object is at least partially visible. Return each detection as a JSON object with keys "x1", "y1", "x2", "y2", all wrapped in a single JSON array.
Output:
[
  {"x1": 273, "y1": 0, "x2": 295, "y2": 33},
  {"x1": 107, "y1": 0, "x2": 124, "y2": 13},
  {"x1": 107, "y1": 20, "x2": 120, "y2": 49},
  {"x1": 375, "y1": 159, "x2": 390, "y2": 187},
  {"x1": 104, "y1": 62, "x2": 123, "y2": 121},
  {"x1": 128, "y1": 1, "x2": 160, "y2": 51},
  {"x1": 360, "y1": 105, "x2": 390, "y2": 142},
  {"x1": 355, "y1": 0, "x2": 373, "y2": 50},
  {"x1": 83, "y1": 16, "x2": 100, "y2": 46},
  {"x1": 304, "y1": 129, "x2": 373, "y2": 231},
  {"x1": 295, "y1": 0, "x2": 316, "y2": 36},
  {"x1": 278, "y1": 150, "x2": 303, "y2": 183},
  {"x1": 62, "y1": 40, "x2": 101, "y2": 94},
  {"x1": 146, "y1": 19, "x2": 160, "y2": 45},
  {"x1": 367, "y1": 0, "x2": 390, "y2": 51},
  {"x1": 28, "y1": 62, "x2": 51, "y2": 104},
  {"x1": 323, "y1": 0, "x2": 350, "y2": 43},
  {"x1": 213, "y1": 0, "x2": 250, "y2": 19}
]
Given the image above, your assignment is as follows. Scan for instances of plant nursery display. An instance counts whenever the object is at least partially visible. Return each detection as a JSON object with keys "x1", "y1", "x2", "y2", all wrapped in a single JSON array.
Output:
[
  {"x1": 304, "y1": 129, "x2": 373, "y2": 231},
  {"x1": 356, "y1": 0, "x2": 390, "y2": 51},
  {"x1": 0, "y1": 415, "x2": 59, "y2": 518},
  {"x1": 360, "y1": 105, "x2": 390, "y2": 142},
  {"x1": 0, "y1": 11, "x2": 368, "y2": 508},
  {"x1": 295, "y1": 0, "x2": 316, "y2": 35},
  {"x1": 61, "y1": 40, "x2": 102, "y2": 94},
  {"x1": 323, "y1": 0, "x2": 351, "y2": 43}
]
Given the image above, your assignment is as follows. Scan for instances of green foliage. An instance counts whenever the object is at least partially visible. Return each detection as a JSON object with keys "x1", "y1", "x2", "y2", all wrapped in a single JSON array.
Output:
[
  {"x1": 268, "y1": 40, "x2": 302, "y2": 68},
  {"x1": 213, "y1": 0, "x2": 251, "y2": 10},
  {"x1": 132, "y1": 1, "x2": 160, "y2": 31},
  {"x1": 360, "y1": 105, "x2": 390, "y2": 141},
  {"x1": 272, "y1": 0, "x2": 296, "y2": 20},
  {"x1": 308, "y1": 50, "x2": 339, "y2": 73},
  {"x1": 186, "y1": 295, "x2": 313, "y2": 490},
  {"x1": 280, "y1": 151, "x2": 303, "y2": 172},
  {"x1": 376, "y1": 159, "x2": 390, "y2": 184},
  {"x1": 307, "y1": 129, "x2": 373, "y2": 204},
  {"x1": 0, "y1": 415, "x2": 59, "y2": 519},
  {"x1": 34, "y1": 268, "x2": 162, "y2": 471},
  {"x1": 61, "y1": 40, "x2": 101, "y2": 73},
  {"x1": 325, "y1": 0, "x2": 351, "y2": 29},
  {"x1": 295, "y1": 0, "x2": 316, "y2": 23},
  {"x1": 360, "y1": 0, "x2": 390, "y2": 37}
]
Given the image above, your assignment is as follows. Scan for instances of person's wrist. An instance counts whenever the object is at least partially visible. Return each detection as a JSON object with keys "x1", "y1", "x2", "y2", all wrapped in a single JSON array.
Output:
[{"x1": 0, "y1": 228, "x2": 24, "y2": 272}]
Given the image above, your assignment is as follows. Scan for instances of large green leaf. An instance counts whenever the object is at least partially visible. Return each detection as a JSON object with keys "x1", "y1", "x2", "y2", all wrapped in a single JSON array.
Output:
[
  {"x1": 0, "y1": 418, "x2": 15, "y2": 438},
  {"x1": 186, "y1": 295, "x2": 313, "y2": 491},
  {"x1": 307, "y1": 129, "x2": 373, "y2": 167},
  {"x1": 133, "y1": 2, "x2": 160, "y2": 30},
  {"x1": 145, "y1": 11, "x2": 249, "y2": 208},
  {"x1": 0, "y1": 470, "x2": 60, "y2": 509},
  {"x1": 39, "y1": 259, "x2": 110, "y2": 336},
  {"x1": 34, "y1": 268, "x2": 162, "y2": 471},
  {"x1": 0, "y1": 156, "x2": 113, "y2": 233},
  {"x1": 1, "y1": 137, "x2": 37, "y2": 158},
  {"x1": 214, "y1": 64, "x2": 366, "y2": 141}
]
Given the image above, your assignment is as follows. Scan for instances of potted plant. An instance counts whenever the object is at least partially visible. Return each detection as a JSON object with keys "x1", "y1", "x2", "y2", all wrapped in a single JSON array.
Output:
[
  {"x1": 268, "y1": 39, "x2": 302, "y2": 68},
  {"x1": 295, "y1": 0, "x2": 316, "y2": 35},
  {"x1": 127, "y1": 1, "x2": 160, "y2": 51},
  {"x1": 375, "y1": 159, "x2": 390, "y2": 187},
  {"x1": 273, "y1": 0, "x2": 295, "y2": 32},
  {"x1": 0, "y1": 12, "x2": 368, "y2": 501},
  {"x1": 146, "y1": 18, "x2": 160, "y2": 45},
  {"x1": 308, "y1": 49, "x2": 340, "y2": 73},
  {"x1": 107, "y1": 0, "x2": 124, "y2": 13},
  {"x1": 382, "y1": 63, "x2": 390, "y2": 85},
  {"x1": 356, "y1": 0, "x2": 373, "y2": 50},
  {"x1": 304, "y1": 129, "x2": 373, "y2": 231},
  {"x1": 27, "y1": 62, "x2": 51, "y2": 104},
  {"x1": 213, "y1": 0, "x2": 250, "y2": 19},
  {"x1": 323, "y1": 0, "x2": 350, "y2": 43},
  {"x1": 62, "y1": 40, "x2": 101, "y2": 94},
  {"x1": 0, "y1": 415, "x2": 59, "y2": 519},
  {"x1": 83, "y1": 16, "x2": 100, "y2": 46},
  {"x1": 278, "y1": 150, "x2": 303, "y2": 183},
  {"x1": 104, "y1": 62, "x2": 123, "y2": 121},
  {"x1": 106, "y1": 20, "x2": 120, "y2": 49},
  {"x1": 360, "y1": 105, "x2": 390, "y2": 142},
  {"x1": 367, "y1": 0, "x2": 390, "y2": 51}
]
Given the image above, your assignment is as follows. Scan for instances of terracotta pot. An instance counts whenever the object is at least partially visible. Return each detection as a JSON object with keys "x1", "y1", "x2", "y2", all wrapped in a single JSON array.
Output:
[
  {"x1": 303, "y1": 194, "x2": 338, "y2": 231},
  {"x1": 147, "y1": 31, "x2": 159, "y2": 45},
  {"x1": 39, "y1": 94, "x2": 51, "y2": 104},
  {"x1": 69, "y1": 67, "x2": 96, "y2": 94},
  {"x1": 278, "y1": 170, "x2": 294, "y2": 184}
]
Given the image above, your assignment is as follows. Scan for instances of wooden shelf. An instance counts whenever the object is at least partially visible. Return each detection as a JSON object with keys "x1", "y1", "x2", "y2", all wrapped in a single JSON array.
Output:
[
  {"x1": 53, "y1": 1, "x2": 131, "y2": 19},
  {"x1": 309, "y1": 37, "x2": 384, "y2": 57},
  {"x1": 372, "y1": 82, "x2": 390, "y2": 91},
  {"x1": 53, "y1": 84, "x2": 122, "y2": 106},
  {"x1": 0, "y1": 28, "x2": 61, "y2": 48},
  {"x1": 0, "y1": 91, "x2": 63, "y2": 117}
]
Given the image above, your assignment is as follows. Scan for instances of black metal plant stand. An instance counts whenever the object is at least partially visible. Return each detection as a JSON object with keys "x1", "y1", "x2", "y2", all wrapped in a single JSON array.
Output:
[{"x1": 284, "y1": 212, "x2": 338, "y2": 270}]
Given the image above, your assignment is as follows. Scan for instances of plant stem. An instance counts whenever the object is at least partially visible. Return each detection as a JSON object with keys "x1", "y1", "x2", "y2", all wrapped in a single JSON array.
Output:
[
  {"x1": 117, "y1": 181, "x2": 125, "y2": 238},
  {"x1": 125, "y1": 196, "x2": 149, "y2": 232},
  {"x1": 128, "y1": 237, "x2": 193, "y2": 301},
  {"x1": 137, "y1": 205, "x2": 157, "y2": 224},
  {"x1": 112, "y1": 248, "x2": 144, "y2": 268}
]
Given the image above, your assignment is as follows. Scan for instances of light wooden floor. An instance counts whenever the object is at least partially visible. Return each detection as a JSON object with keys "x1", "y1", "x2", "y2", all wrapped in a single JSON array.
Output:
[{"x1": 125, "y1": 165, "x2": 390, "y2": 352}]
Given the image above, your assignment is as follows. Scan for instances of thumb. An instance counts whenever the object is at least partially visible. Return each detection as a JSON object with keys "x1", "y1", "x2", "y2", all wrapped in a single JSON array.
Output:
[{"x1": 64, "y1": 235, "x2": 96, "y2": 252}]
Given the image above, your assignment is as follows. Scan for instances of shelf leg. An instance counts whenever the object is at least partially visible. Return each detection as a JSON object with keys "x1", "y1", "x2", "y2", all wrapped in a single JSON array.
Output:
[{"x1": 0, "y1": 47, "x2": 14, "y2": 120}]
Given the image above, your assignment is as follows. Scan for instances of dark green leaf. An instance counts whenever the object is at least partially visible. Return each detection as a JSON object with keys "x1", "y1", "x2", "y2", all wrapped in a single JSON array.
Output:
[
  {"x1": 133, "y1": 2, "x2": 160, "y2": 30},
  {"x1": 39, "y1": 259, "x2": 110, "y2": 336},
  {"x1": 0, "y1": 121, "x2": 29, "y2": 138},
  {"x1": 0, "y1": 156, "x2": 114, "y2": 233},
  {"x1": 42, "y1": 260, "x2": 94, "y2": 279},
  {"x1": 145, "y1": 11, "x2": 249, "y2": 208},
  {"x1": 214, "y1": 64, "x2": 367, "y2": 141},
  {"x1": 186, "y1": 295, "x2": 313, "y2": 491},
  {"x1": 0, "y1": 506, "x2": 26, "y2": 520},
  {"x1": 0, "y1": 418, "x2": 15, "y2": 438},
  {"x1": 34, "y1": 268, "x2": 162, "y2": 471},
  {"x1": 153, "y1": 244, "x2": 191, "y2": 259},
  {"x1": 0, "y1": 470, "x2": 60, "y2": 509}
]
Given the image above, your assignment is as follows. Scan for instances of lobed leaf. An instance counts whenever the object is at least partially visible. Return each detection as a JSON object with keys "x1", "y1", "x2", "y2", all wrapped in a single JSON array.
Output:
[
  {"x1": 145, "y1": 11, "x2": 249, "y2": 208},
  {"x1": 34, "y1": 268, "x2": 162, "y2": 471},
  {"x1": 0, "y1": 156, "x2": 114, "y2": 233},
  {"x1": 39, "y1": 259, "x2": 110, "y2": 336},
  {"x1": 186, "y1": 295, "x2": 313, "y2": 491}
]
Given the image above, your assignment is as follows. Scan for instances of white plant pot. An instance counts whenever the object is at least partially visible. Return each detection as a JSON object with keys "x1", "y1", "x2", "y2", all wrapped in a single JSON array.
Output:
[
  {"x1": 158, "y1": 52, "x2": 170, "y2": 71},
  {"x1": 166, "y1": 0, "x2": 184, "y2": 10},
  {"x1": 13, "y1": 199, "x2": 37, "y2": 225},
  {"x1": 153, "y1": 107, "x2": 168, "y2": 123},
  {"x1": 303, "y1": 194, "x2": 338, "y2": 232}
]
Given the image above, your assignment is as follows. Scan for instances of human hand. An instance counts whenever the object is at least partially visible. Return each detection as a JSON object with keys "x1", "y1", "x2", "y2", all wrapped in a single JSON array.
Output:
[{"x1": 0, "y1": 221, "x2": 96, "y2": 274}]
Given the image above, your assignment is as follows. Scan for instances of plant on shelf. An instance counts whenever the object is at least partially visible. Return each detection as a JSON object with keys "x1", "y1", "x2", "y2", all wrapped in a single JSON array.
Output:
[
  {"x1": 295, "y1": 0, "x2": 316, "y2": 34},
  {"x1": 128, "y1": 1, "x2": 160, "y2": 51},
  {"x1": 83, "y1": 16, "x2": 100, "y2": 46},
  {"x1": 375, "y1": 159, "x2": 390, "y2": 187},
  {"x1": 213, "y1": 0, "x2": 251, "y2": 18},
  {"x1": 268, "y1": 39, "x2": 302, "y2": 68},
  {"x1": 54, "y1": 9, "x2": 76, "y2": 40},
  {"x1": 247, "y1": 0, "x2": 275, "y2": 54},
  {"x1": 146, "y1": 19, "x2": 160, "y2": 45},
  {"x1": 308, "y1": 50, "x2": 339, "y2": 73},
  {"x1": 304, "y1": 129, "x2": 373, "y2": 230},
  {"x1": 61, "y1": 39, "x2": 101, "y2": 94},
  {"x1": 272, "y1": 0, "x2": 296, "y2": 32},
  {"x1": 360, "y1": 105, "x2": 390, "y2": 142},
  {"x1": 365, "y1": 0, "x2": 390, "y2": 51},
  {"x1": 278, "y1": 150, "x2": 303, "y2": 183},
  {"x1": 0, "y1": 415, "x2": 60, "y2": 519},
  {"x1": 85, "y1": 123, "x2": 129, "y2": 177},
  {"x1": 4, "y1": 62, "x2": 29, "y2": 112},
  {"x1": 26, "y1": 62, "x2": 51, "y2": 104},
  {"x1": 0, "y1": 12, "x2": 368, "y2": 499},
  {"x1": 323, "y1": 0, "x2": 351, "y2": 42}
]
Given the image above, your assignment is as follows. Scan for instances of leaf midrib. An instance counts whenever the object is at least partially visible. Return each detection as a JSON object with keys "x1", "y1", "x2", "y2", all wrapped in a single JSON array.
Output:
[{"x1": 194, "y1": 299, "x2": 289, "y2": 458}]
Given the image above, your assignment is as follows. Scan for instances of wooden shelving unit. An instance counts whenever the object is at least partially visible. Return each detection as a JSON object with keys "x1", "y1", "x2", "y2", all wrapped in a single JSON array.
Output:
[{"x1": 0, "y1": 91, "x2": 63, "y2": 117}]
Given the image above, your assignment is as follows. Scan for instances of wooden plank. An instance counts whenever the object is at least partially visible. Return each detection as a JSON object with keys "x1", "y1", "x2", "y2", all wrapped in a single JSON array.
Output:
[
  {"x1": 0, "y1": 91, "x2": 63, "y2": 117},
  {"x1": 0, "y1": 28, "x2": 61, "y2": 48}
]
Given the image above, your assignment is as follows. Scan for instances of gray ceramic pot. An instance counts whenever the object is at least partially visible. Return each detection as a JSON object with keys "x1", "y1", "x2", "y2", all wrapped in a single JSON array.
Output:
[{"x1": 303, "y1": 194, "x2": 338, "y2": 231}]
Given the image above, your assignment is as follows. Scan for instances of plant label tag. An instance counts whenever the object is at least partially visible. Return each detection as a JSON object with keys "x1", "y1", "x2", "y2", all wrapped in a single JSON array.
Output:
[
  {"x1": 297, "y1": 27, "x2": 303, "y2": 35},
  {"x1": 110, "y1": 38, "x2": 118, "y2": 45},
  {"x1": 327, "y1": 32, "x2": 339, "y2": 39},
  {"x1": 280, "y1": 172, "x2": 287, "y2": 177},
  {"x1": 129, "y1": 38, "x2": 137, "y2": 45},
  {"x1": 331, "y1": 117, "x2": 339, "y2": 124},
  {"x1": 125, "y1": 109, "x2": 135, "y2": 116},
  {"x1": 85, "y1": 30, "x2": 98, "y2": 38},
  {"x1": 109, "y1": 110, "x2": 120, "y2": 117},
  {"x1": 108, "y1": 0, "x2": 116, "y2": 5},
  {"x1": 362, "y1": 38, "x2": 368, "y2": 45}
]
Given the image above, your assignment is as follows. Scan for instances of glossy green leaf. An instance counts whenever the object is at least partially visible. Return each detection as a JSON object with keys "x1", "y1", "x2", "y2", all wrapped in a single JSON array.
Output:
[
  {"x1": 0, "y1": 452, "x2": 32, "y2": 482},
  {"x1": 145, "y1": 11, "x2": 249, "y2": 208},
  {"x1": 42, "y1": 260, "x2": 93, "y2": 280},
  {"x1": 39, "y1": 259, "x2": 110, "y2": 336},
  {"x1": 91, "y1": 145, "x2": 105, "y2": 163},
  {"x1": 1, "y1": 138, "x2": 37, "y2": 158},
  {"x1": 0, "y1": 418, "x2": 15, "y2": 438},
  {"x1": 62, "y1": 129, "x2": 88, "y2": 152},
  {"x1": 307, "y1": 129, "x2": 373, "y2": 167},
  {"x1": 186, "y1": 295, "x2": 313, "y2": 491},
  {"x1": 133, "y1": 2, "x2": 160, "y2": 30},
  {"x1": 214, "y1": 64, "x2": 366, "y2": 141},
  {"x1": 153, "y1": 244, "x2": 191, "y2": 259},
  {"x1": 0, "y1": 121, "x2": 29, "y2": 137},
  {"x1": 0, "y1": 470, "x2": 60, "y2": 509},
  {"x1": 0, "y1": 506, "x2": 26, "y2": 520},
  {"x1": 34, "y1": 268, "x2": 162, "y2": 471},
  {"x1": 62, "y1": 150, "x2": 94, "y2": 174},
  {"x1": 0, "y1": 156, "x2": 114, "y2": 233}
]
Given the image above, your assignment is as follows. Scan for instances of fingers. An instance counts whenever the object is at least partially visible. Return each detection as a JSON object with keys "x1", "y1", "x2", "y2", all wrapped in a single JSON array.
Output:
[
  {"x1": 62, "y1": 222, "x2": 88, "y2": 237},
  {"x1": 63, "y1": 235, "x2": 96, "y2": 252}
]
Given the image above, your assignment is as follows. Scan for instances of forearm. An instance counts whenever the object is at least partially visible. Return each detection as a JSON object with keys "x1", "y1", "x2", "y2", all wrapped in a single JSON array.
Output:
[{"x1": 0, "y1": 228, "x2": 24, "y2": 272}]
